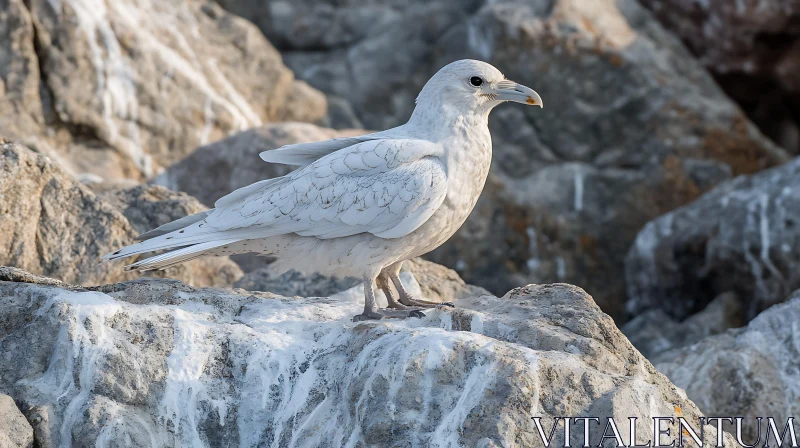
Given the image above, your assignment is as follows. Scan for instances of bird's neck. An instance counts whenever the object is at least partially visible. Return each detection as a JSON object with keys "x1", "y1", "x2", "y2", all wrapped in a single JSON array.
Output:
[{"x1": 407, "y1": 102, "x2": 492, "y2": 142}]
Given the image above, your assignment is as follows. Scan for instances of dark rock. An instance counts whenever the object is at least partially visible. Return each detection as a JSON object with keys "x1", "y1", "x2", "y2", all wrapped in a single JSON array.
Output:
[
  {"x1": 626, "y1": 157, "x2": 800, "y2": 321},
  {"x1": 640, "y1": 0, "x2": 800, "y2": 154},
  {"x1": 622, "y1": 292, "x2": 744, "y2": 359}
]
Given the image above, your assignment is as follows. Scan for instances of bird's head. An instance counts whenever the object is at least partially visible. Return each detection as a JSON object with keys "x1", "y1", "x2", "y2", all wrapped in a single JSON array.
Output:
[{"x1": 415, "y1": 60, "x2": 543, "y2": 115}]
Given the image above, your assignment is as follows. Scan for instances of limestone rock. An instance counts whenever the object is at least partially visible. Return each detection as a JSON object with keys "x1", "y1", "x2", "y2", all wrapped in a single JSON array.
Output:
[
  {"x1": 0, "y1": 0, "x2": 326, "y2": 182},
  {"x1": 216, "y1": 0, "x2": 789, "y2": 320},
  {"x1": 0, "y1": 141, "x2": 134, "y2": 285},
  {"x1": 0, "y1": 142, "x2": 241, "y2": 287},
  {"x1": 0, "y1": 269, "x2": 733, "y2": 447},
  {"x1": 622, "y1": 292, "x2": 744, "y2": 359},
  {"x1": 654, "y1": 293, "x2": 800, "y2": 442},
  {"x1": 626, "y1": 157, "x2": 800, "y2": 322},
  {"x1": 234, "y1": 257, "x2": 488, "y2": 302},
  {"x1": 0, "y1": 394, "x2": 33, "y2": 448},
  {"x1": 401, "y1": 257, "x2": 490, "y2": 303},
  {"x1": 98, "y1": 185, "x2": 245, "y2": 288},
  {"x1": 234, "y1": 269, "x2": 360, "y2": 297}
]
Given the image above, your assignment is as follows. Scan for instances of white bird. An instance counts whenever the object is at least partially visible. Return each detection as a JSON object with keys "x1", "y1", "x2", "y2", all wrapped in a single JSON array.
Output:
[{"x1": 103, "y1": 59, "x2": 542, "y2": 321}]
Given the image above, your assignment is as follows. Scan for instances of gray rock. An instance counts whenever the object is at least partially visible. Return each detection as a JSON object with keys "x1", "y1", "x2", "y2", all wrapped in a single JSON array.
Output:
[
  {"x1": 98, "y1": 184, "x2": 245, "y2": 288},
  {"x1": 234, "y1": 269, "x2": 360, "y2": 297},
  {"x1": 401, "y1": 257, "x2": 490, "y2": 303},
  {"x1": 0, "y1": 0, "x2": 326, "y2": 182},
  {"x1": 640, "y1": 0, "x2": 800, "y2": 153},
  {"x1": 0, "y1": 141, "x2": 134, "y2": 285},
  {"x1": 626, "y1": 157, "x2": 800, "y2": 322},
  {"x1": 234, "y1": 257, "x2": 488, "y2": 302},
  {"x1": 0, "y1": 142, "x2": 241, "y2": 287},
  {"x1": 654, "y1": 292, "x2": 800, "y2": 442},
  {"x1": 622, "y1": 292, "x2": 744, "y2": 359},
  {"x1": 0, "y1": 394, "x2": 33, "y2": 448},
  {"x1": 0, "y1": 268, "x2": 733, "y2": 447},
  {"x1": 217, "y1": 0, "x2": 789, "y2": 320}
]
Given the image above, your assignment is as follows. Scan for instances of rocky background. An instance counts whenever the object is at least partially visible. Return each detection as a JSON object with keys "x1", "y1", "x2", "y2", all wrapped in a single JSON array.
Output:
[{"x1": 1, "y1": 0, "x2": 799, "y2": 446}]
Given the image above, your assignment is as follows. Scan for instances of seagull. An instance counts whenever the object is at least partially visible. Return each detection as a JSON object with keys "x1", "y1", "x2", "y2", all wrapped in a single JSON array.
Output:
[{"x1": 103, "y1": 59, "x2": 542, "y2": 321}]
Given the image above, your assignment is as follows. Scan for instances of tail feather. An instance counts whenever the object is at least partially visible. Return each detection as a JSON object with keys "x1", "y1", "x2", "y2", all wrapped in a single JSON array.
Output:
[
  {"x1": 104, "y1": 216, "x2": 248, "y2": 262},
  {"x1": 135, "y1": 210, "x2": 211, "y2": 241},
  {"x1": 125, "y1": 239, "x2": 240, "y2": 271}
]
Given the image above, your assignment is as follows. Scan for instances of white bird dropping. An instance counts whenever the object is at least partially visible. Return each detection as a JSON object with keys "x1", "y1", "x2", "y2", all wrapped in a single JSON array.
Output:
[{"x1": 103, "y1": 59, "x2": 543, "y2": 321}]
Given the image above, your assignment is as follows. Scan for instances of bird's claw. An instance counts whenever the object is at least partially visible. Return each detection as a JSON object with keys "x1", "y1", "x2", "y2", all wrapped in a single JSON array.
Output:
[
  {"x1": 352, "y1": 308, "x2": 426, "y2": 321},
  {"x1": 353, "y1": 311, "x2": 384, "y2": 322}
]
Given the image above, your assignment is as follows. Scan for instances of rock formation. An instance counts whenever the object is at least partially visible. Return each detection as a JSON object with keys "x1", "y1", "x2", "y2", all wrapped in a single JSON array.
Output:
[
  {"x1": 0, "y1": 142, "x2": 242, "y2": 287},
  {"x1": 626, "y1": 157, "x2": 800, "y2": 322},
  {"x1": 0, "y1": 269, "x2": 733, "y2": 447},
  {"x1": 640, "y1": 0, "x2": 800, "y2": 154},
  {"x1": 0, "y1": 0, "x2": 326, "y2": 182},
  {"x1": 654, "y1": 292, "x2": 800, "y2": 442}
]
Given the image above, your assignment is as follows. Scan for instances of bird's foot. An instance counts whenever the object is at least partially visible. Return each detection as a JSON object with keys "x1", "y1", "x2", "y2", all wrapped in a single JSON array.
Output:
[
  {"x1": 398, "y1": 295, "x2": 456, "y2": 309},
  {"x1": 352, "y1": 308, "x2": 426, "y2": 322},
  {"x1": 386, "y1": 301, "x2": 410, "y2": 310}
]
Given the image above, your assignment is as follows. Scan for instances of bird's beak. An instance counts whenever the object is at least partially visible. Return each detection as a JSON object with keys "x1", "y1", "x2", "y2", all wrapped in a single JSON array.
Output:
[{"x1": 495, "y1": 80, "x2": 543, "y2": 107}]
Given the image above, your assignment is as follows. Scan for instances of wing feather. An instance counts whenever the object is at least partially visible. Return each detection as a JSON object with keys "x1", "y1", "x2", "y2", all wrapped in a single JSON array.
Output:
[{"x1": 210, "y1": 138, "x2": 447, "y2": 240}]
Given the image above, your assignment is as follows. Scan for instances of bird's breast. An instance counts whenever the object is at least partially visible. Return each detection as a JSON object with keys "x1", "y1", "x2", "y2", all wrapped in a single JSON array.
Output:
[{"x1": 442, "y1": 133, "x2": 493, "y2": 220}]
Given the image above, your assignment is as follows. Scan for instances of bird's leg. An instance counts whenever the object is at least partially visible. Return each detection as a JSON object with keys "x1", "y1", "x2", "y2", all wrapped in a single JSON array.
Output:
[
  {"x1": 352, "y1": 275, "x2": 426, "y2": 322},
  {"x1": 376, "y1": 272, "x2": 408, "y2": 310},
  {"x1": 387, "y1": 266, "x2": 455, "y2": 309}
]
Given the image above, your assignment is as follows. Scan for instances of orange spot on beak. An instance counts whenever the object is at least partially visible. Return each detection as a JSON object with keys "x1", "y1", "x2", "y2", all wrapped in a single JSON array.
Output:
[{"x1": 526, "y1": 96, "x2": 539, "y2": 106}]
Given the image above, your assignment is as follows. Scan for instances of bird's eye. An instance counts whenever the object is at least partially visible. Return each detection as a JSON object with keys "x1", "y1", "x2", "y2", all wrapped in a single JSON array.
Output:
[{"x1": 469, "y1": 76, "x2": 483, "y2": 87}]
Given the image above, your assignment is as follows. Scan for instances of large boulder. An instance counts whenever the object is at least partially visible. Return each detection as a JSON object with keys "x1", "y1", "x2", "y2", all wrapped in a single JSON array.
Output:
[
  {"x1": 622, "y1": 291, "x2": 743, "y2": 360},
  {"x1": 654, "y1": 292, "x2": 800, "y2": 442},
  {"x1": 626, "y1": 157, "x2": 800, "y2": 322},
  {"x1": 0, "y1": 0, "x2": 326, "y2": 182},
  {"x1": 216, "y1": 0, "x2": 788, "y2": 320},
  {"x1": 0, "y1": 142, "x2": 241, "y2": 287},
  {"x1": 0, "y1": 394, "x2": 34, "y2": 448},
  {"x1": 639, "y1": 0, "x2": 800, "y2": 153},
  {"x1": 0, "y1": 269, "x2": 733, "y2": 447}
]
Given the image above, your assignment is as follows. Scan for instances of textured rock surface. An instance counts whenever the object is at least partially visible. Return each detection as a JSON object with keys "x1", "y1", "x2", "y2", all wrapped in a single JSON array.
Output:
[
  {"x1": 0, "y1": 141, "x2": 133, "y2": 285},
  {"x1": 217, "y1": 0, "x2": 788, "y2": 320},
  {"x1": 0, "y1": 394, "x2": 34, "y2": 448},
  {"x1": 622, "y1": 292, "x2": 743, "y2": 360},
  {"x1": 626, "y1": 158, "x2": 800, "y2": 322},
  {"x1": 0, "y1": 0, "x2": 326, "y2": 182},
  {"x1": 234, "y1": 257, "x2": 488, "y2": 302},
  {"x1": 0, "y1": 142, "x2": 241, "y2": 287},
  {"x1": 0, "y1": 270, "x2": 733, "y2": 447},
  {"x1": 654, "y1": 293, "x2": 800, "y2": 442},
  {"x1": 155, "y1": 122, "x2": 365, "y2": 207},
  {"x1": 234, "y1": 269, "x2": 360, "y2": 297},
  {"x1": 98, "y1": 185, "x2": 244, "y2": 288},
  {"x1": 640, "y1": 0, "x2": 800, "y2": 153}
]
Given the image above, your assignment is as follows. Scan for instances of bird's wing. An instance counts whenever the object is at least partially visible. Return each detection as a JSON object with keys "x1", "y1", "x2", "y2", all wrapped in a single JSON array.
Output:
[
  {"x1": 258, "y1": 129, "x2": 403, "y2": 167},
  {"x1": 102, "y1": 138, "x2": 447, "y2": 263},
  {"x1": 212, "y1": 138, "x2": 448, "y2": 239}
]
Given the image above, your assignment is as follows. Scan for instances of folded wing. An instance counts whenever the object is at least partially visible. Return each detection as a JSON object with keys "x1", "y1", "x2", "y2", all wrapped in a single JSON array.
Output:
[{"x1": 103, "y1": 138, "x2": 447, "y2": 266}]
